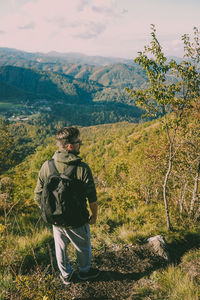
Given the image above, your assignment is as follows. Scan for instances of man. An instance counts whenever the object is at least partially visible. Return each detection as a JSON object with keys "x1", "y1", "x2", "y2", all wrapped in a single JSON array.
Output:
[{"x1": 34, "y1": 127, "x2": 99, "y2": 285}]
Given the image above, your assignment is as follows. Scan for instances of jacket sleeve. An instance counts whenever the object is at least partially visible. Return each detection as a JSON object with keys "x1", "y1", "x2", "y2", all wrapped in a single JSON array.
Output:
[
  {"x1": 81, "y1": 163, "x2": 97, "y2": 203},
  {"x1": 34, "y1": 161, "x2": 48, "y2": 208}
]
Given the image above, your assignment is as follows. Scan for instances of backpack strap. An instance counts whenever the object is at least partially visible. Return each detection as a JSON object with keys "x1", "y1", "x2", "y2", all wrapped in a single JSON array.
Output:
[
  {"x1": 63, "y1": 164, "x2": 77, "y2": 178},
  {"x1": 48, "y1": 159, "x2": 77, "y2": 177},
  {"x1": 48, "y1": 159, "x2": 59, "y2": 176}
]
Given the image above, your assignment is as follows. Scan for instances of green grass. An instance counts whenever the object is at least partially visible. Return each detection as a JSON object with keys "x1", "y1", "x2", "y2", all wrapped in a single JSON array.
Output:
[
  {"x1": 0, "y1": 273, "x2": 16, "y2": 300},
  {"x1": 181, "y1": 248, "x2": 200, "y2": 263},
  {"x1": 1, "y1": 193, "x2": 200, "y2": 299},
  {"x1": 132, "y1": 264, "x2": 200, "y2": 299}
]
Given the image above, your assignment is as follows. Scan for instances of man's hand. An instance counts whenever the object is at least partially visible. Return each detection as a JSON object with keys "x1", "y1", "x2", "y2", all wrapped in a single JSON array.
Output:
[
  {"x1": 89, "y1": 201, "x2": 98, "y2": 225},
  {"x1": 89, "y1": 215, "x2": 97, "y2": 225}
]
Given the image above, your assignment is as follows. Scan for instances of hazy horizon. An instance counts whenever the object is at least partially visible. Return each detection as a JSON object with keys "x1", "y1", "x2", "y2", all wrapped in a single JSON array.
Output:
[{"x1": 0, "y1": 46, "x2": 184, "y2": 61}]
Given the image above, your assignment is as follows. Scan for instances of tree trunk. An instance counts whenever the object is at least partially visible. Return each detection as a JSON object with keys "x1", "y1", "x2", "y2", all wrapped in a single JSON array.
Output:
[
  {"x1": 163, "y1": 147, "x2": 173, "y2": 231},
  {"x1": 190, "y1": 157, "x2": 200, "y2": 218},
  {"x1": 179, "y1": 181, "x2": 188, "y2": 216},
  {"x1": 162, "y1": 119, "x2": 177, "y2": 231}
]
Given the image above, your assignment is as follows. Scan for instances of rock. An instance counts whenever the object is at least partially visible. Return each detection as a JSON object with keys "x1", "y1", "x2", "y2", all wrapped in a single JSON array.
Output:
[{"x1": 147, "y1": 235, "x2": 170, "y2": 261}]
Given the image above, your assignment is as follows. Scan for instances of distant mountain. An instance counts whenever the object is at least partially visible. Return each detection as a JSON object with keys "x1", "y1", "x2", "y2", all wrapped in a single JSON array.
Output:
[
  {"x1": 0, "y1": 48, "x2": 151, "y2": 125},
  {"x1": 0, "y1": 65, "x2": 144, "y2": 125},
  {"x1": 44, "y1": 51, "x2": 133, "y2": 65},
  {"x1": 0, "y1": 47, "x2": 133, "y2": 67},
  {"x1": 0, "y1": 47, "x2": 183, "y2": 67},
  {"x1": 0, "y1": 47, "x2": 147, "y2": 89},
  {"x1": 0, "y1": 48, "x2": 148, "y2": 98},
  {"x1": 0, "y1": 47, "x2": 146, "y2": 87},
  {"x1": 0, "y1": 64, "x2": 146, "y2": 104}
]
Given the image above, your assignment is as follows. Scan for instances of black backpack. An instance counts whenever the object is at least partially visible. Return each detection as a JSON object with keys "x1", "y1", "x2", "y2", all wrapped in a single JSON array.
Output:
[{"x1": 41, "y1": 159, "x2": 89, "y2": 227}]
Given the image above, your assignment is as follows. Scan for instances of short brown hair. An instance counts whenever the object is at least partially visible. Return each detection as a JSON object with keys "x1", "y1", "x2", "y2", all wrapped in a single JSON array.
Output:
[{"x1": 56, "y1": 127, "x2": 80, "y2": 149}]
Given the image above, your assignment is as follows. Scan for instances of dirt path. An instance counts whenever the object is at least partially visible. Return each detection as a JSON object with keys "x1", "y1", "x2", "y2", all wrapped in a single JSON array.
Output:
[{"x1": 59, "y1": 244, "x2": 168, "y2": 299}]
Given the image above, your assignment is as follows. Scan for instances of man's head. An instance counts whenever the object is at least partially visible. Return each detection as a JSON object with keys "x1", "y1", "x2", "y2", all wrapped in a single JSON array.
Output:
[{"x1": 56, "y1": 127, "x2": 82, "y2": 154}]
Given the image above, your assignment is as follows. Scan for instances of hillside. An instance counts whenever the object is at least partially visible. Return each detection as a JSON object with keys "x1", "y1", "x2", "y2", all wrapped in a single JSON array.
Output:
[
  {"x1": 0, "y1": 48, "x2": 150, "y2": 126},
  {"x1": 0, "y1": 81, "x2": 33, "y2": 101},
  {"x1": 0, "y1": 103, "x2": 199, "y2": 298},
  {"x1": 0, "y1": 65, "x2": 144, "y2": 125},
  {"x1": 0, "y1": 47, "x2": 148, "y2": 93},
  {"x1": 0, "y1": 65, "x2": 100, "y2": 103},
  {"x1": 0, "y1": 48, "x2": 147, "y2": 88}
]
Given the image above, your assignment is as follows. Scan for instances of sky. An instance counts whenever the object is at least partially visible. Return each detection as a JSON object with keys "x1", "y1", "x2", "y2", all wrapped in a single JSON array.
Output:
[{"x1": 0, "y1": 0, "x2": 200, "y2": 59}]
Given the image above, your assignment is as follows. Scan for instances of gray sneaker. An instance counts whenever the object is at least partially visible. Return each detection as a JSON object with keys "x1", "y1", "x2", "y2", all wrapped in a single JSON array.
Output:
[
  {"x1": 78, "y1": 268, "x2": 100, "y2": 281},
  {"x1": 59, "y1": 272, "x2": 73, "y2": 285}
]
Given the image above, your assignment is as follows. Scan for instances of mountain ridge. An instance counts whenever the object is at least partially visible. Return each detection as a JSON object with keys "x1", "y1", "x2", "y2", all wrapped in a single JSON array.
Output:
[
  {"x1": 0, "y1": 47, "x2": 133, "y2": 66},
  {"x1": 0, "y1": 65, "x2": 144, "y2": 125}
]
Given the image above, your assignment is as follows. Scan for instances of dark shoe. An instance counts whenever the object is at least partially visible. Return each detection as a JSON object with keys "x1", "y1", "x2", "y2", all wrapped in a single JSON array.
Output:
[
  {"x1": 59, "y1": 271, "x2": 73, "y2": 285},
  {"x1": 78, "y1": 268, "x2": 100, "y2": 281}
]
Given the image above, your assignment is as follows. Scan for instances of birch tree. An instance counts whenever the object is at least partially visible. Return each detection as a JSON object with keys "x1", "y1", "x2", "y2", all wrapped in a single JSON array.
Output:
[{"x1": 127, "y1": 25, "x2": 200, "y2": 230}]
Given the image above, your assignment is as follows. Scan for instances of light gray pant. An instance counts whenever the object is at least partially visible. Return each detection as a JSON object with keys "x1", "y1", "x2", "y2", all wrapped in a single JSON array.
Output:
[{"x1": 53, "y1": 224, "x2": 92, "y2": 278}]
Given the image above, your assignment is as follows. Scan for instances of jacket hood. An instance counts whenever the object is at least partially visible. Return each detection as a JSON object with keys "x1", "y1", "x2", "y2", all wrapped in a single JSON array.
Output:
[{"x1": 52, "y1": 150, "x2": 82, "y2": 164}]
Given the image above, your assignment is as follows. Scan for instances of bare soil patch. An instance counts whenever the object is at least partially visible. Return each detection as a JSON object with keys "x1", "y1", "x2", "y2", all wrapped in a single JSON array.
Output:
[{"x1": 59, "y1": 244, "x2": 168, "y2": 299}]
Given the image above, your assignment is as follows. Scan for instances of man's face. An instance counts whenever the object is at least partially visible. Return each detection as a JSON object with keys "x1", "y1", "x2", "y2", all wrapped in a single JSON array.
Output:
[{"x1": 68, "y1": 138, "x2": 82, "y2": 155}]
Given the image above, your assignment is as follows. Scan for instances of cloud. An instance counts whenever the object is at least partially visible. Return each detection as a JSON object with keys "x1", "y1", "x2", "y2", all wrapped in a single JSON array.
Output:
[
  {"x1": 164, "y1": 38, "x2": 184, "y2": 56},
  {"x1": 74, "y1": 22, "x2": 106, "y2": 39},
  {"x1": 121, "y1": 9, "x2": 128, "y2": 14},
  {"x1": 43, "y1": 0, "x2": 121, "y2": 36},
  {"x1": 18, "y1": 22, "x2": 35, "y2": 30},
  {"x1": 0, "y1": 0, "x2": 125, "y2": 54},
  {"x1": 0, "y1": 0, "x2": 198, "y2": 58},
  {"x1": 47, "y1": 17, "x2": 79, "y2": 29},
  {"x1": 91, "y1": 4, "x2": 114, "y2": 16},
  {"x1": 77, "y1": 0, "x2": 89, "y2": 12}
]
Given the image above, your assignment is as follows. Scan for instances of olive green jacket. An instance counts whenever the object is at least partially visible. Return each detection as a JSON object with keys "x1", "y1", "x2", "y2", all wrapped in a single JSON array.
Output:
[{"x1": 34, "y1": 150, "x2": 97, "y2": 208}]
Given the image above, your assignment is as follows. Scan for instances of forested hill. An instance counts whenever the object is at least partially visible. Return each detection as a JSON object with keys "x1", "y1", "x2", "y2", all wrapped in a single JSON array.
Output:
[
  {"x1": 0, "y1": 47, "x2": 147, "y2": 89},
  {"x1": 0, "y1": 47, "x2": 150, "y2": 126},
  {"x1": 0, "y1": 63, "x2": 145, "y2": 126},
  {"x1": 0, "y1": 65, "x2": 100, "y2": 103},
  {"x1": 0, "y1": 64, "x2": 146, "y2": 101}
]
